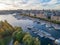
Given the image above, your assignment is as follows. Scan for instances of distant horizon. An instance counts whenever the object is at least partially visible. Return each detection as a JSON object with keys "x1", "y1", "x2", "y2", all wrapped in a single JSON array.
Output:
[{"x1": 0, "y1": 8, "x2": 60, "y2": 10}]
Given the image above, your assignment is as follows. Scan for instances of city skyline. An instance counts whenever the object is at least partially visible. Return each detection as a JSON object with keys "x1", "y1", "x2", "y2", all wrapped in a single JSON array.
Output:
[{"x1": 0, "y1": 0, "x2": 60, "y2": 10}]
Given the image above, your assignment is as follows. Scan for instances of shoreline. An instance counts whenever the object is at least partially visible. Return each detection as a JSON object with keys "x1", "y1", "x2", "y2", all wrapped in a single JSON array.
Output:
[{"x1": 20, "y1": 14, "x2": 60, "y2": 24}]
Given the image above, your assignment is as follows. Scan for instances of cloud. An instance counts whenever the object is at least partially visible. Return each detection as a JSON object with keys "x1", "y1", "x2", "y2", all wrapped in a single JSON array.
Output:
[
  {"x1": 0, "y1": 0, "x2": 60, "y2": 10},
  {"x1": 40, "y1": 0, "x2": 51, "y2": 3}
]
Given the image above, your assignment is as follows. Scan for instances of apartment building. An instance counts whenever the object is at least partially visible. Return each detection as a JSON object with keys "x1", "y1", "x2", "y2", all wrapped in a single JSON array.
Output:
[
  {"x1": 51, "y1": 15, "x2": 60, "y2": 21},
  {"x1": 36, "y1": 13, "x2": 47, "y2": 19}
]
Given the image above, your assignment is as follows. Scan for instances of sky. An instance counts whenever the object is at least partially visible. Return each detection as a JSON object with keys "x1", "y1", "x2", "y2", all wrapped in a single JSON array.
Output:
[{"x1": 0, "y1": 0, "x2": 60, "y2": 10}]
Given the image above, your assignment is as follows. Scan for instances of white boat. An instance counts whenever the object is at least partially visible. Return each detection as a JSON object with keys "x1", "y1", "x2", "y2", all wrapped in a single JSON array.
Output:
[{"x1": 55, "y1": 39, "x2": 60, "y2": 45}]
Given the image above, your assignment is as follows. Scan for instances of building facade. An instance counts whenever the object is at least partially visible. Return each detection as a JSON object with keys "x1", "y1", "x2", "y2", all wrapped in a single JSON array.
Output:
[
  {"x1": 51, "y1": 15, "x2": 60, "y2": 21},
  {"x1": 36, "y1": 13, "x2": 47, "y2": 19}
]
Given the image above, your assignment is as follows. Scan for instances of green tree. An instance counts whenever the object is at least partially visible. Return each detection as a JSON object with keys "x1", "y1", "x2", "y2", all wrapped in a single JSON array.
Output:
[
  {"x1": 16, "y1": 31, "x2": 24, "y2": 41},
  {"x1": 33, "y1": 37, "x2": 40, "y2": 45},
  {"x1": 14, "y1": 27, "x2": 22, "y2": 31},
  {"x1": 22, "y1": 33, "x2": 33, "y2": 45},
  {"x1": 13, "y1": 30, "x2": 25, "y2": 42},
  {"x1": 48, "y1": 44, "x2": 50, "y2": 45},
  {"x1": 14, "y1": 41, "x2": 20, "y2": 45}
]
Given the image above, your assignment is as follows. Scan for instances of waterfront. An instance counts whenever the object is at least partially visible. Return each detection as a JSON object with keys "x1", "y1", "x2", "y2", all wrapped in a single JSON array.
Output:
[{"x1": 0, "y1": 14, "x2": 60, "y2": 45}]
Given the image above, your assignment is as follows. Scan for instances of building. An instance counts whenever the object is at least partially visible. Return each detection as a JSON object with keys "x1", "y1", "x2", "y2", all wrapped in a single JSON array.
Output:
[
  {"x1": 30, "y1": 13, "x2": 35, "y2": 16},
  {"x1": 51, "y1": 15, "x2": 60, "y2": 21},
  {"x1": 36, "y1": 13, "x2": 47, "y2": 19},
  {"x1": 44, "y1": 11, "x2": 54, "y2": 19}
]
